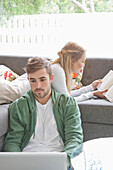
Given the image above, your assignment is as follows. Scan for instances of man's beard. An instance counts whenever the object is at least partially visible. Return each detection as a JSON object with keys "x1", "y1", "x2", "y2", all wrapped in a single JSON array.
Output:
[{"x1": 33, "y1": 88, "x2": 50, "y2": 99}]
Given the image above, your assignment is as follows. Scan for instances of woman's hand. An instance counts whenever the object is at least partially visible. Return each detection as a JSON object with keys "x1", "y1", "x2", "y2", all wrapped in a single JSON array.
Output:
[
  {"x1": 93, "y1": 89, "x2": 108, "y2": 99},
  {"x1": 92, "y1": 79, "x2": 102, "y2": 90}
]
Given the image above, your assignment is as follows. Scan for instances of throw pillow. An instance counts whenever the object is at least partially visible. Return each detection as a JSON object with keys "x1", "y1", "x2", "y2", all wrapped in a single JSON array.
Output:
[{"x1": 0, "y1": 65, "x2": 19, "y2": 81}]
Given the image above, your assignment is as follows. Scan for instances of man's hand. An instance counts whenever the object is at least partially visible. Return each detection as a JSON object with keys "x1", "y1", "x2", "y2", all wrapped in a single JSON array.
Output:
[
  {"x1": 92, "y1": 79, "x2": 102, "y2": 90},
  {"x1": 93, "y1": 89, "x2": 108, "y2": 99}
]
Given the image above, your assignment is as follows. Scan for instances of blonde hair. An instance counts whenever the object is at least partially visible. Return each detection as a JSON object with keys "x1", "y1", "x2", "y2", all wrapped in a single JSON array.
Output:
[{"x1": 51, "y1": 42, "x2": 86, "y2": 93}]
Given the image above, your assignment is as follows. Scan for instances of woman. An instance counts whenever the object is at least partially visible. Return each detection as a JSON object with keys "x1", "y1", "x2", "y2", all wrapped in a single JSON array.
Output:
[
  {"x1": 0, "y1": 42, "x2": 107, "y2": 103},
  {"x1": 51, "y1": 42, "x2": 107, "y2": 102}
]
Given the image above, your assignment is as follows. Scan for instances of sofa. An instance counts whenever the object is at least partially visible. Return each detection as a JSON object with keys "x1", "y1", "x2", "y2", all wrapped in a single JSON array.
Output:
[
  {"x1": 80, "y1": 58, "x2": 113, "y2": 141},
  {"x1": 0, "y1": 55, "x2": 113, "y2": 151}
]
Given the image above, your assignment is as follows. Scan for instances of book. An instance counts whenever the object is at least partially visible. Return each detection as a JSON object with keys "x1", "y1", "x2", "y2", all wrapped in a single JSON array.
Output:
[{"x1": 97, "y1": 70, "x2": 113, "y2": 103}]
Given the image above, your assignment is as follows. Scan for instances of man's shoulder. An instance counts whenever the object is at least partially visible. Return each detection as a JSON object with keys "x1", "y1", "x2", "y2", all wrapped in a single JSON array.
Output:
[
  {"x1": 52, "y1": 88, "x2": 76, "y2": 105},
  {"x1": 9, "y1": 97, "x2": 27, "y2": 111},
  {"x1": 9, "y1": 89, "x2": 34, "y2": 109}
]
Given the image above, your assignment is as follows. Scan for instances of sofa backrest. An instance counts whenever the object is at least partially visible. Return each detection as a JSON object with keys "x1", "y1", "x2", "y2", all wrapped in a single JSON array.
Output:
[
  {"x1": 0, "y1": 55, "x2": 31, "y2": 75},
  {"x1": 0, "y1": 55, "x2": 51, "y2": 76},
  {"x1": 82, "y1": 58, "x2": 113, "y2": 86}
]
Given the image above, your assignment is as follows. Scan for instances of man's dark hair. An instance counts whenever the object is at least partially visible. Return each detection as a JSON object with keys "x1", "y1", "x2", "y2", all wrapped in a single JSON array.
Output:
[{"x1": 25, "y1": 56, "x2": 52, "y2": 78}]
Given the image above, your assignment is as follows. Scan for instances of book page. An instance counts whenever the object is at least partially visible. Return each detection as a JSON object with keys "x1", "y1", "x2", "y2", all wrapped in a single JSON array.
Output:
[{"x1": 97, "y1": 70, "x2": 113, "y2": 90}]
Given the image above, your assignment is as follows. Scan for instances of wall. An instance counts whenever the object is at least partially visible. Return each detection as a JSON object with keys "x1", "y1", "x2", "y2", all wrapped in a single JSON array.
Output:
[{"x1": 0, "y1": 13, "x2": 113, "y2": 59}]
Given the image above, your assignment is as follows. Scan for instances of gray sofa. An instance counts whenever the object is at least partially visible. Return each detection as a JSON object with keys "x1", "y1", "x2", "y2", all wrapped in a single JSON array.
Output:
[
  {"x1": 0, "y1": 55, "x2": 113, "y2": 151},
  {"x1": 80, "y1": 58, "x2": 113, "y2": 141}
]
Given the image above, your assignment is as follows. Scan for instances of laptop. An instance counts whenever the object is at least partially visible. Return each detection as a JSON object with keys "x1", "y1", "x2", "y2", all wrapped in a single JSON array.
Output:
[{"x1": 0, "y1": 152, "x2": 67, "y2": 170}]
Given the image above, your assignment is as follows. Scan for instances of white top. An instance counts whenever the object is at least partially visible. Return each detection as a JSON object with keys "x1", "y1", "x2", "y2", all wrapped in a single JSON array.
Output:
[
  {"x1": 51, "y1": 64, "x2": 94, "y2": 102},
  {"x1": 23, "y1": 97, "x2": 64, "y2": 152},
  {"x1": 0, "y1": 64, "x2": 94, "y2": 104}
]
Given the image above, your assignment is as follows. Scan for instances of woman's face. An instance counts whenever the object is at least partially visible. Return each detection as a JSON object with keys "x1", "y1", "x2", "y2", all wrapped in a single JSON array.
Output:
[{"x1": 71, "y1": 55, "x2": 86, "y2": 73}]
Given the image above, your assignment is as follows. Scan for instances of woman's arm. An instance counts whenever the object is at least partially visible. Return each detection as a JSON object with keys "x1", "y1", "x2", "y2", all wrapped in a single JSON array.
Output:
[
  {"x1": 74, "y1": 91, "x2": 94, "y2": 102},
  {"x1": 71, "y1": 84, "x2": 94, "y2": 97},
  {"x1": 74, "y1": 88, "x2": 108, "y2": 103},
  {"x1": 71, "y1": 79, "x2": 103, "y2": 97}
]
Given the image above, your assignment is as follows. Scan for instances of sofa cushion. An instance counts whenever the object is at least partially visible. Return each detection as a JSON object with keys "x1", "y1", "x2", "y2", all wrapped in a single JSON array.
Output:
[
  {"x1": 0, "y1": 104, "x2": 9, "y2": 151},
  {"x1": 78, "y1": 98, "x2": 113, "y2": 141},
  {"x1": 78, "y1": 98, "x2": 113, "y2": 124},
  {"x1": 82, "y1": 122, "x2": 113, "y2": 142}
]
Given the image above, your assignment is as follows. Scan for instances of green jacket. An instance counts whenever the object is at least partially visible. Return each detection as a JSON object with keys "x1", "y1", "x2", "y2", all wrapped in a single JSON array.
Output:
[{"x1": 4, "y1": 88, "x2": 83, "y2": 168}]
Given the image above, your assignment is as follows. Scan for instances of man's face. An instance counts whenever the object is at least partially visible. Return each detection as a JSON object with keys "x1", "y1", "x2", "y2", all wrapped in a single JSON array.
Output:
[{"x1": 28, "y1": 68, "x2": 53, "y2": 103}]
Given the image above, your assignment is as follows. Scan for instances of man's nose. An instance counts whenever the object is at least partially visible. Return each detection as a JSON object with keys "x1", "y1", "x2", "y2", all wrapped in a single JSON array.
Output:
[{"x1": 36, "y1": 81, "x2": 41, "y2": 88}]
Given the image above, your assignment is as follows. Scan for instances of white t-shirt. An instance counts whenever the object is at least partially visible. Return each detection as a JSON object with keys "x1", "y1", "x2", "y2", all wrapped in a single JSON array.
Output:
[{"x1": 23, "y1": 97, "x2": 64, "y2": 152}]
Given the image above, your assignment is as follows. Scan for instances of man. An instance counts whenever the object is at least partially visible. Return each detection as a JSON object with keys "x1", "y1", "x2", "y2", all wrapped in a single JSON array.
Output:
[{"x1": 4, "y1": 57, "x2": 83, "y2": 169}]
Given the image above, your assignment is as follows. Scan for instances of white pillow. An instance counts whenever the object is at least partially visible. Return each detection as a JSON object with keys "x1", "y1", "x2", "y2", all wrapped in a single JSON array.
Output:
[{"x1": 0, "y1": 73, "x2": 30, "y2": 104}]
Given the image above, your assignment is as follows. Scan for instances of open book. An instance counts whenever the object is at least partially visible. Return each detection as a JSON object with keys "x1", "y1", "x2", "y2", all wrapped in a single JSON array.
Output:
[{"x1": 97, "y1": 70, "x2": 113, "y2": 103}]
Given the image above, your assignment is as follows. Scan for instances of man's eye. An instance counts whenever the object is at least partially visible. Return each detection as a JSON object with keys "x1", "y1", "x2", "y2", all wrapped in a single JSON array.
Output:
[
  {"x1": 30, "y1": 80, "x2": 36, "y2": 83},
  {"x1": 41, "y1": 78, "x2": 45, "y2": 81}
]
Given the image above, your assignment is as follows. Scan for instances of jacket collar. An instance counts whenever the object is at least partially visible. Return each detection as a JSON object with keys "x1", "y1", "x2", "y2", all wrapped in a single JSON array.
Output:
[{"x1": 25, "y1": 88, "x2": 59, "y2": 108}]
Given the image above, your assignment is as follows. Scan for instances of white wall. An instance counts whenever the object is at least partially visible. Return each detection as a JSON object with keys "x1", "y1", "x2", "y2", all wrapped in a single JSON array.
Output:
[{"x1": 0, "y1": 13, "x2": 113, "y2": 59}]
